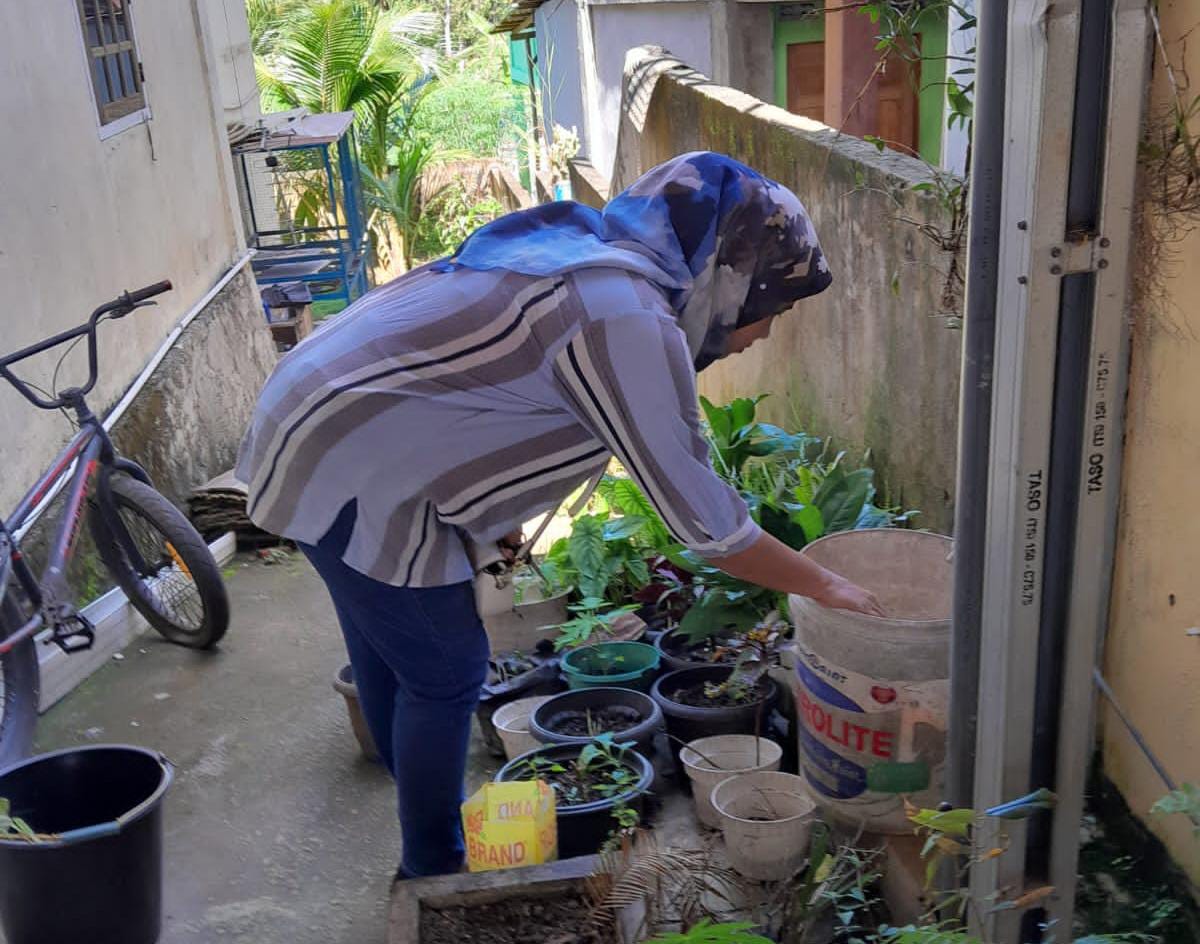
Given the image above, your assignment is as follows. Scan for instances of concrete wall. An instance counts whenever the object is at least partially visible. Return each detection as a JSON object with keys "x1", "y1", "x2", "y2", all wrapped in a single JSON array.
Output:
[
  {"x1": 614, "y1": 50, "x2": 962, "y2": 532},
  {"x1": 110, "y1": 266, "x2": 276, "y2": 508},
  {"x1": 1102, "y1": 0, "x2": 1200, "y2": 885},
  {"x1": 589, "y1": 2, "x2": 714, "y2": 179},
  {"x1": 535, "y1": 0, "x2": 589, "y2": 154},
  {"x1": 0, "y1": 1, "x2": 250, "y2": 518}
]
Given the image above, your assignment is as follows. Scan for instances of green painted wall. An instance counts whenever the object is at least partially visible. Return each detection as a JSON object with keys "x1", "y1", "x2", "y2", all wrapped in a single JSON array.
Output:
[
  {"x1": 771, "y1": 5, "x2": 948, "y2": 165},
  {"x1": 915, "y1": 7, "x2": 948, "y2": 167},
  {"x1": 773, "y1": 9, "x2": 824, "y2": 111},
  {"x1": 509, "y1": 36, "x2": 538, "y2": 87}
]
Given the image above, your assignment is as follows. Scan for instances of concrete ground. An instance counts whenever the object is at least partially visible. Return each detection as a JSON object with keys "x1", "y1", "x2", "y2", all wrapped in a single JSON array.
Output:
[{"x1": 27, "y1": 552, "x2": 499, "y2": 944}]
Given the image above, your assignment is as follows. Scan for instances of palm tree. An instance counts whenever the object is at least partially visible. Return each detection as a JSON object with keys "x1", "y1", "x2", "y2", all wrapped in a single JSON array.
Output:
[{"x1": 255, "y1": 0, "x2": 438, "y2": 175}]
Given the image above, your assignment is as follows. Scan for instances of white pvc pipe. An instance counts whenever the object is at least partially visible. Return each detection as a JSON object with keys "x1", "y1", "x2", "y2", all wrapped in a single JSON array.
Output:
[{"x1": 12, "y1": 250, "x2": 256, "y2": 540}]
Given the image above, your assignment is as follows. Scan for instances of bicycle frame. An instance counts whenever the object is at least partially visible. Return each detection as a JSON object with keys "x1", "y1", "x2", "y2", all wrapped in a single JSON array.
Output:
[
  {"x1": 0, "y1": 412, "x2": 153, "y2": 656},
  {"x1": 0, "y1": 280, "x2": 172, "y2": 657}
]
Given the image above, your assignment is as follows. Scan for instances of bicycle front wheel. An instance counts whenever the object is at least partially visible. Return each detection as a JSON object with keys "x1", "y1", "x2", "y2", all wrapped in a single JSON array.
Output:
[{"x1": 90, "y1": 474, "x2": 230, "y2": 649}]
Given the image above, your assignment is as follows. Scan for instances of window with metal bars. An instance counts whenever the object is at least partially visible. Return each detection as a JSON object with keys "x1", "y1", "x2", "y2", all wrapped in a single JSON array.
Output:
[{"x1": 76, "y1": 0, "x2": 146, "y2": 126}]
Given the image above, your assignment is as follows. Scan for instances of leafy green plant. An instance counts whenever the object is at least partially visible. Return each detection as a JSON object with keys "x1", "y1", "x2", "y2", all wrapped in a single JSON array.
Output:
[
  {"x1": 363, "y1": 130, "x2": 444, "y2": 271},
  {"x1": 1151, "y1": 782, "x2": 1200, "y2": 836},
  {"x1": 553, "y1": 598, "x2": 638, "y2": 651},
  {"x1": 700, "y1": 395, "x2": 817, "y2": 481},
  {"x1": 700, "y1": 395, "x2": 907, "y2": 551},
  {"x1": 511, "y1": 734, "x2": 638, "y2": 806},
  {"x1": 0, "y1": 798, "x2": 38, "y2": 843},
  {"x1": 542, "y1": 511, "x2": 656, "y2": 605},
  {"x1": 413, "y1": 179, "x2": 505, "y2": 261},
  {"x1": 775, "y1": 829, "x2": 884, "y2": 944},
  {"x1": 645, "y1": 920, "x2": 774, "y2": 944}
]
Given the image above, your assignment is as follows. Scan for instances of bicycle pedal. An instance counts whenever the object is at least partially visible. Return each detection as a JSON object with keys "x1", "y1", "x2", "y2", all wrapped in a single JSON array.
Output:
[{"x1": 51, "y1": 612, "x2": 96, "y2": 653}]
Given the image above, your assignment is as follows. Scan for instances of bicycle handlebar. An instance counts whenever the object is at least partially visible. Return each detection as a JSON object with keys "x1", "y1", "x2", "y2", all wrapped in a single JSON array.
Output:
[{"x1": 0, "y1": 280, "x2": 174, "y2": 411}]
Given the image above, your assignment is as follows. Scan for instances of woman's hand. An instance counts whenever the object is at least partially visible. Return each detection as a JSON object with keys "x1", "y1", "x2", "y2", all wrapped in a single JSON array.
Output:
[
  {"x1": 497, "y1": 530, "x2": 524, "y2": 563},
  {"x1": 707, "y1": 530, "x2": 885, "y2": 617},
  {"x1": 811, "y1": 572, "x2": 885, "y2": 618}
]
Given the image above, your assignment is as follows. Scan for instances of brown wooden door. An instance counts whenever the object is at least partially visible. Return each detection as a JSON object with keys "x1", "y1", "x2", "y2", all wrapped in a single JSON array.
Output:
[
  {"x1": 876, "y1": 46, "x2": 920, "y2": 154},
  {"x1": 786, "y1": 42, "x2": 825, "y2": 122}
]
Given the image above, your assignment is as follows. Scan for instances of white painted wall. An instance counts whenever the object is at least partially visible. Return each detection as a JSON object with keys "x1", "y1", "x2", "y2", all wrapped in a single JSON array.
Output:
[
  {"x1": 0, "y1": 1, "x2": 249, "y2": 517},
  {"x1": 535, "y1": 0, "x2": 589, "y2": 157},
  {"x1": 588, "y1": 1, "x2": 713, "y2": 179},
  {"x1": 200, "y1": 0, "x2": 260, "y2": 126},
  {"x1": 941, "y1": 0, "x2": 974, "y2": 175}
]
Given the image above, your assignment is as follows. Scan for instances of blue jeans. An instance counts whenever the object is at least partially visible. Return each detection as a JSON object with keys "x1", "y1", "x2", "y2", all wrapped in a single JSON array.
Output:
[{"x1": 300, "y1": 504, "x2": 489, "y2": 876}]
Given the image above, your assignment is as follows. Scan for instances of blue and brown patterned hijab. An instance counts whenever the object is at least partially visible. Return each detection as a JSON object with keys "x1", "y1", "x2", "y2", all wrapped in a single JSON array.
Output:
[{"x1": 442, "y1": 151, "x2": 832, "y2": 371}]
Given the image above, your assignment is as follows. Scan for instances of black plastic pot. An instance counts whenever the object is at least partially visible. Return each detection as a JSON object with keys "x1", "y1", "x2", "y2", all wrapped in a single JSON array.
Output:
[
  {"x1": 495, "y1": 742, "x2": 654, "y2": 858},
  {"x1": 530, "y1": 687, "x2": 663, "y2": 755},
  {"x1": 653, "y1": 628, "x2": 741, "y2": 673},
  {"x1": 0, "y1": 745, "x2": 173, "y2": 944},
  {"x1": 651, "y1": 665, "x2": 781, "y2": 771},
  {"x1": 476, "y1": 648, "x2": 566, "y2": 758}
]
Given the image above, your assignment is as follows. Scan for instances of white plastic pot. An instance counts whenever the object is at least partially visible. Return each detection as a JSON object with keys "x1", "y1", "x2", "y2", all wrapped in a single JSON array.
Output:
[
  {"x1": 712, "y1": 771, "x2": 817, "y2": 881},
  {"x1": 492, "y1": 696, "x2": 553, "y2": 761},
  {"x1": 679, "y1": 735, "x2": 782, "y2": 829}
]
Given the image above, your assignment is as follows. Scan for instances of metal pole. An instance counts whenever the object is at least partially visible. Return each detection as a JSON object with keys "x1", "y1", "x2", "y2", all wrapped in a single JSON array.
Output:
[{"x1": 946, "y1": 0, "x2": 1008, "y2": 813}]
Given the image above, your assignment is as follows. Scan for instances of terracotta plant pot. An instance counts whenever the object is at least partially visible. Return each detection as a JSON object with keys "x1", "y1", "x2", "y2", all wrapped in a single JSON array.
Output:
[{"x1": 332, "y1": 665, "x2": 381, "y2": 763}]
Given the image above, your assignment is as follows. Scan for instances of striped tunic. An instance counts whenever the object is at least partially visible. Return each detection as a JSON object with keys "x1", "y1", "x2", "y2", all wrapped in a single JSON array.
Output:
[{"x1": 237, "y1": 264, "x2": 761, "y2": 587}]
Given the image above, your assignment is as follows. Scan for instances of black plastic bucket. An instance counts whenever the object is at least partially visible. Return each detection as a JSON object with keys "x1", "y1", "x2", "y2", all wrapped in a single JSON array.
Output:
[{"x1": 0, "y1": 744, "x2": 173, "y2": 944}]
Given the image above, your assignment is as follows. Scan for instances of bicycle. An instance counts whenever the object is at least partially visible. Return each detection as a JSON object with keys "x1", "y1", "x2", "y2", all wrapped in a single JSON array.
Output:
[{"x1": 0, "y1": 281, "x2": 230, "y2": 767}]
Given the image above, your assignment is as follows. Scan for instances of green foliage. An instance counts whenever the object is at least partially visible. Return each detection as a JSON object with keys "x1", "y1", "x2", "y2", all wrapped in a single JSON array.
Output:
[
  {"x1": 645, "y1": 920, "x2": 774, "y2": 944},
  {"x1": 0, "y1": 798, "x2": 38, "y2": 843},
  {"x1": 542, "y1": 508, "x2": 659, "y2": 606},
  {"x1": 699, "y1": 395, "x2": 905, "y2": 554},
  {"x1": 598, "y1": 475, "x2": 672, "y2": 549},
  {"x1": 1151, "y1": 782, "x2": 1200, "y2": 836},
  {"x1": 413, "y1": 180, "x2": 505, "y2": 261},
  {"x1": 255, "y1": 0, "x2": 436, "y2": 137},
  {"x1": 409, "y1": 75, "x2": 524, "y2": 156},
  {"x1": 363, "y1": 129, "x2": 443, "y2": 269},
  {"x1": 553, "y1": 598, "x2": 638, "y2": 651},
  {"x1": 511, "y1": 733, "x2": 637, "y2": 805}
]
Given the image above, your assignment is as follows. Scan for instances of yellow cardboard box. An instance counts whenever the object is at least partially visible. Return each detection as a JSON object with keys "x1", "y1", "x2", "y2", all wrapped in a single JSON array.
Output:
[{"x1": 462, "y1": 780, "x2": 557, "y2": 873}]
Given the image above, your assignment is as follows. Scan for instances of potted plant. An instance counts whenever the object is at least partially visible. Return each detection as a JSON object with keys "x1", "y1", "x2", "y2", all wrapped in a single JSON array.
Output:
[
  {"x1": 561, "y1": 640, "x2": 661, "y2": 692},
  {"x1": 495, "y1": 734, "x2": 654, "y2": 858},
  {"x1": 553, "y1": 598, "x2": 646, "y2": 651},
  {"x1": 651, "y1": 625, "x2": 784, "y2": 770},
  {"x1": 332, "y1": 664, "x2": 382, "y2": 763},
  {"x1": 530, "y1": 687, "x2": 663, "y2": 755}
]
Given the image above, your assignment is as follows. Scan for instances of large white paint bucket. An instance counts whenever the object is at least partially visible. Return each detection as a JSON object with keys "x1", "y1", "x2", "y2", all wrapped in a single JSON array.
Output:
[
  {"x1": 789, "y1": 529, "x2": 952, "y2": 834},
  {"x1": 712, "y1": 771, "x2": 817, "y2": 881},
  {"x1": 680, "y1": 735, "x2": 782, "y2": 829}
]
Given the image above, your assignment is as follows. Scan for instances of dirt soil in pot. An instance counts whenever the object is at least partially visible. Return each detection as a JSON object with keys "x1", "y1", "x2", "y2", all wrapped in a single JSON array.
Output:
[
  {"x1": 420, "y1": 893, "x2": 602, "y2": 944},
  {"x1": 544, "y1": 706, "x2": 642, "y2": 737},
  {"x1": 668, "y1": 636, "x2": 739, "y2": 665},
  {"x1": 670, "y1": 678, "x2": 773, "y2": 709}
]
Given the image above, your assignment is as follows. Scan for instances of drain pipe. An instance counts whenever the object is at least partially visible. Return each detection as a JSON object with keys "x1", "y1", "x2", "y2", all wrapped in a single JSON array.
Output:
[{"x1": 946, "y1": 0, "x2": 1008, "y2": 810}]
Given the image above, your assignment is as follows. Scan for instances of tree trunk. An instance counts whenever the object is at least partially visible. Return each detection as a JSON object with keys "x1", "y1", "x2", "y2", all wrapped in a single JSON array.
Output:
[{"x1": 443, "y1": 0, "x2": 452, "y2": 56}]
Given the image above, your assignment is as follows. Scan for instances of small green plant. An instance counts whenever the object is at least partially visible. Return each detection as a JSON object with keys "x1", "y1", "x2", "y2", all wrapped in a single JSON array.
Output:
[
  {"x1": 700, "y1": 622, "x2": 784, "y2": 705},
  {"x1": 0, "y1": 798, "x2": 38, "y2": 843},
  {"x1": 1151, "y1": 782, "x2": 1200, "y2": 836},
  {"x1": 645, "y1": 920, "x2": 774, "y2": 944},
  {"x1": 553, "y1": 598, "x2": 638, "y2": 651},
  {"x1": 511, "y1": 734, "x2": 638, "y2": 806}
]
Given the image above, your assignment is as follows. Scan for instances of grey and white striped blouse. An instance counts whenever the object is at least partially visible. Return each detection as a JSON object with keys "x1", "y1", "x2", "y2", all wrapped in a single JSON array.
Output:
[{"x1": 236, "y1": 264, "x2": 761, "y2": 587}]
